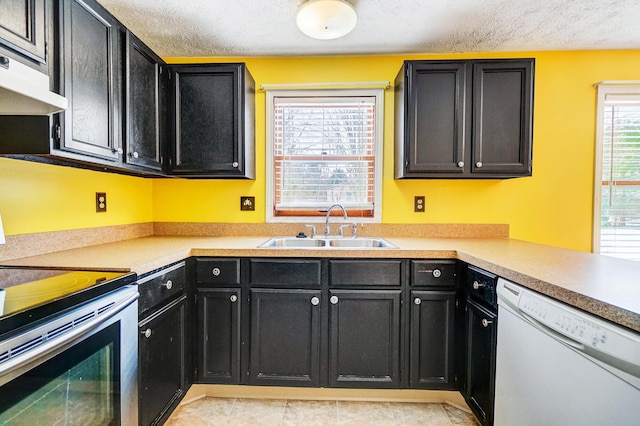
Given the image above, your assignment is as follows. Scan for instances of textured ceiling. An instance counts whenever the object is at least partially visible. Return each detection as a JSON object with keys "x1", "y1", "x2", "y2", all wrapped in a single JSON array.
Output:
[{"x1": 96, "y1": 0, "x2": 640, "y2": 57}]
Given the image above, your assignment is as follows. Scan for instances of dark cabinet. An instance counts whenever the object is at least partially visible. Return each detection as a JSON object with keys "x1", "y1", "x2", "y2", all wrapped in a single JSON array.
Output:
[
  {"x1": 138, "y1": 261, "x2": 189, "y2": 426},
  {"x1": 169, "y1": 63, "x2": 255, "y2": 178},
  {"x1": 409, "y1": 290, "x2": 457, "y2": 389},
  {"x1": 197, "y1": 287, "x2": 241, "y2": 384},
  {"x1": 463, "y1": 265, "x2": 499, "y2": 426},
  {"x1": 249, "y1": 288, "x2": 321, "y2": 386},
  {"x1": 195, "y1": 257, "x2": 242, "y2": 384},
  {"x1": 329, "y1": 289, "x2": 401, "y2": 388},
  {"x1": 395, "y1": 59, "x2": 534, "y2": 179},
  {"x1": 124, "y1": 31, "x2": 166, "y2": 172},
  {"x1": 56, "y1": 0, "x2": 123, "y2": 162},
  {"x1": 465, "y1": 299, "x2": 497, "y2": 426},
  {"x1": 139, "y1": 295, "x2": 187, "y2": 426},
  {"x1": 0, "y1": 0, "x2": 47, "y2": 71}
]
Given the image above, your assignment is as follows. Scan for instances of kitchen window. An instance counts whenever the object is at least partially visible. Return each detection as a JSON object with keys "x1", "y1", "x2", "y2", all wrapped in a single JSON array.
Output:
[
  {"x1": 593, "y1": 84, "x2": 640, "y2": 261},
  {"x1": 265, "y1": 89, "x2": 383, "y2": 223}
]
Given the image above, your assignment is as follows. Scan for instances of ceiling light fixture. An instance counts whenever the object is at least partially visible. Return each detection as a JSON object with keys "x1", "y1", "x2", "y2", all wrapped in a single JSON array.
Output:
[{"x1": 296, "y1": 0, "x2": 357, "y2": 40}]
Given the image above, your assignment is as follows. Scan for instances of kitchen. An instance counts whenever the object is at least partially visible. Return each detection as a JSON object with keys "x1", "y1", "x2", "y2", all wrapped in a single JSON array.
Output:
[{"x1": 1, "y1": 0, "x2": 640, "y2": 425}]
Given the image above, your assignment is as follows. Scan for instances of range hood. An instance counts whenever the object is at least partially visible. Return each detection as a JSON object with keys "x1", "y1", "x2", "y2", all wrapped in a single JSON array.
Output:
[{"x1": 0, "y1": 55, "x2": 68, "y2": 115}]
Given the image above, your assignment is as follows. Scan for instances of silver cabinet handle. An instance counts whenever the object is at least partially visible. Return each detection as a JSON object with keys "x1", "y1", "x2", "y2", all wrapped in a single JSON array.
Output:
[
  {"x1": 161, "y1": 280, "x2": 173, "y2": 290},
  {"x1": 232, "y1": 162, "x2": 239, "y2": 168},
  {"x1": 482, "y1": 318, "x2": 493, "y2": 327},
  {"x1": 473, "y1": 280, "x2": 486, "y2": 290},
  {"x1": 131, "y1": 151, "x2": 139, "y2": 158},
  {"x1": 113, "y1": 147, "x2": 123, "y2": 154},
  {"x1": 457, "y1": 161, "x2": 464, "y2": 167},
  {"x1": 311, "y1": 296, "x2": 320, "y2": 306},
  {"x1": 330, "y1": 295, "x2": 339, "y2": 305},
  {"x1": 476, "y1": 161, "x2": 483, "y2": 168},
  {"x1": 212, "y1": 267, "x2": 221, "y2": 276},
  {"x1": 414, "y1": 298, "x2": 421, "y2": 305},
  {"x1": 230, "y1": 294, "x2": 238, "y2": 303},
  {"x1": 432, "y1": 269, "x2": 441, "y2": 278},
  {"x1": 142, "y1": 328, "x2": 152, "y2": 338}
]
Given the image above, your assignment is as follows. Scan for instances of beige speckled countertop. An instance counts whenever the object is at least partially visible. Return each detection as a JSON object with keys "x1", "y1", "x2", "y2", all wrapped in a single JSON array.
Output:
[{"x1": 2, "y1": 235, "x2": 639, "y2": 333}]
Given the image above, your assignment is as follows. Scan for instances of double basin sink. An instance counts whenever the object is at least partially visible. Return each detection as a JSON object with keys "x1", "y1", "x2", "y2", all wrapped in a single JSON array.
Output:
[{"x1": 258, "y1": 236, "x2": 397, "y2": 249}]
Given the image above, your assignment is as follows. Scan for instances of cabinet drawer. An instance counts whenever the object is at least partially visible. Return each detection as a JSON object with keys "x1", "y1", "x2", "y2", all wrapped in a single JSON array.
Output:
[
  {"x1": 329, "y1": 260, "x2": 402, "y2": 286},
  {"x1": 467, "y1": 265, "x2": 497, "y2": 309},
  {"x1": 196, "y1": 258, "x2": 240, "y2": 286},
  {"x1": 411, "y1": 260, "x2": 456, "y2": 287},
  {"x1": 248, "y1": 259, "x2": 321, "y2": 287},
  {"x1": 138, "y1": 261, "x2": 186, "y2": 315}
]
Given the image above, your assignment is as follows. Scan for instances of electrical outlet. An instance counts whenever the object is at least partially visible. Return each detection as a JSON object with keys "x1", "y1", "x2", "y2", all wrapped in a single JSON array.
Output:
[
  {"x1": 240, "y1": 196, "x2": 255, "y2": 211},
  {"x1": 414, "y1": 196, "x2": 425, "y2": 213},
  {"x1": 96, "y1": 192, "x2": 107, "y2": 213}
]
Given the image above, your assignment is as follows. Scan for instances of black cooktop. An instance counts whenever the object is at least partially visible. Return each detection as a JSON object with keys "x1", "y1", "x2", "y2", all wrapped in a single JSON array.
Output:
[{"x1": 0, "y1": 267, "x2": 136, "y2": 337}]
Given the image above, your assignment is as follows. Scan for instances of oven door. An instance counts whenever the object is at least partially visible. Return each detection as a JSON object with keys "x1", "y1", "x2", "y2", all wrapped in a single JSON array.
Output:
[{"x1": 0, "y1": 285, "x2": 138, "y2": 425}]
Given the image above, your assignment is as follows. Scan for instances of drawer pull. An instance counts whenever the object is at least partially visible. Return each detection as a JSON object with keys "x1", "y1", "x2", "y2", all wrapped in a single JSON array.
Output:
[
  {"x1": 212, "y1": 267, "x2": 221, "y2": 276},
  {"x1": 482, "y1": 319, "x2": 493, "y2": 328},
  {"x1": 161, "y1": 280, "x2": 173, "y2": 290},
  {"x1": 330, "y1": 295, "x2": 339, "y2": 305},
  {"x1": 230, "y1": 294, "x2": 238, "y2": 303},
  {"x1": 414, "y1": 298, "x2": 422, "y2": 305},
  {"x1": 141, "y1": 328, "x2": 152, "y2": 338},
  {"x1": 311, "y1": 296, "x2": 320, "y2": 306},
  {"x1": 432, "y1": 269, "x2": 441, "y2": 278},
  {"x1": 473, "y1": 280, "x2": 486, "y2": 290}
]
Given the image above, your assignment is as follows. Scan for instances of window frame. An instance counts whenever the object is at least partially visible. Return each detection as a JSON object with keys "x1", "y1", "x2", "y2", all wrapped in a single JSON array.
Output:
[
  {"x1": 265, "y1": 88, "x2": 384, "y2": 223},
  {"x1": 593, "y1": 83, "x2": 640, "y2": 259}
]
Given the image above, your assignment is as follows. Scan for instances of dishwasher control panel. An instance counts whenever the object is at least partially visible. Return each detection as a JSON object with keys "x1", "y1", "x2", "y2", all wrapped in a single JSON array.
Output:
[{"x1": 498, "y1": 279, "x2": 640, "y2": 368}]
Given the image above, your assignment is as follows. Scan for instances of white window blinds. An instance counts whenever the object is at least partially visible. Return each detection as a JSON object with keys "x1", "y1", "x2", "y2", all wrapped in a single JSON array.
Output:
[
  {"x1": 596, "y1": 89, "x2": 640, "y2": 260},
  {"x1": 272, "y1": 95, "x2": 377, "y2": 216}
]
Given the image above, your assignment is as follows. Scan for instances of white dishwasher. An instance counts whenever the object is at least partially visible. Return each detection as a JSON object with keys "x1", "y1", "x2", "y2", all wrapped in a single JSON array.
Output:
[{"x1": 495, "y1": 278, "x2": 640, "y2": 426}]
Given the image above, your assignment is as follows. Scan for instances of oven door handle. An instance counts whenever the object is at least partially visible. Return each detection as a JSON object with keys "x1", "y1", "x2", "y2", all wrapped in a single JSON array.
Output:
[{"x1": 0, "y1": 291, "x2": 138, "y2": 381}]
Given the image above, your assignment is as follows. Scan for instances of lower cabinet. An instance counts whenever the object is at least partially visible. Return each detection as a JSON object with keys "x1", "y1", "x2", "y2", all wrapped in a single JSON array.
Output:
[
  {"x1": 139, "y1": 294, "x2": 187, "y2": 426},
  {"x1": 249, "y1": 288, "x2": 321, "y2": 386},
  {"x1": 465, "y1": 298, "x2": 498, "y2": 426},
  {"x1": 329, "y1": 290, "x2": 401, "y2": 388},
  {"x1": 197, "y1": 287, "x2": 241, "y2": 384},
  {"x1": 409, "y1": 290, "x2": 457, "y2": 389}
]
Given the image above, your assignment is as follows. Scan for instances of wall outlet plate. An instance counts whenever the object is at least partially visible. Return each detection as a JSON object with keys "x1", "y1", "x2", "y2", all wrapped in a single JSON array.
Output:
[
  {"x1": 414, "y1": 196, "x2": 425, "y2": 212},
  {"x1": 241, "y1": 196, "x2": 255, "y2": 211},
  {"x1": 96, "y1": 192, "x2": 107, "y2": 213}
]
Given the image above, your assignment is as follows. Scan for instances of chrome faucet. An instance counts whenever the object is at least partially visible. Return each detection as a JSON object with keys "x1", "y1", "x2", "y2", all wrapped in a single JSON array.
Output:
[{"x1": 324, "y1": 203, "x2": 348, "y2": 238}]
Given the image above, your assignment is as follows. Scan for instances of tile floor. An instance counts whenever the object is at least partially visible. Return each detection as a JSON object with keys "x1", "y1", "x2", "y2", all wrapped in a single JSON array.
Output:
[{"x1": 166, "y1": 397, "x2": 479, "y2": 425}]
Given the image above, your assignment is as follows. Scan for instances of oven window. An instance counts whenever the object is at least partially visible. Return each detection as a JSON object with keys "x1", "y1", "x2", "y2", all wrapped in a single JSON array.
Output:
[{"x1": 0, "y1": 323, "x2": 120, "y2": 425}]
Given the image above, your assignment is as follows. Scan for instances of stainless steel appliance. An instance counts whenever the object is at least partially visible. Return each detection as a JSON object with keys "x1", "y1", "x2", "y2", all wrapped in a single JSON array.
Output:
[
  {"x1": 495, "y1": 278, "x2": 640, "y2": 425},
  {"x1": 0, "y1": 267, "x2": 138, "y2": 425}
]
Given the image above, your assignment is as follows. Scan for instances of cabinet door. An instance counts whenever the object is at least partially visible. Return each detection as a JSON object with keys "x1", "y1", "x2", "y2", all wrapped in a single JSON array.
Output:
[
  {"x1": 249, "y1": 288, "x2": 321, "y2": 387},
  {"x1": 329, "y1": 290, "x2": 401, "y2": 388},
  {"x1": 465, "y1": 299, "x2": 497, "y2": 426},
  {"x1": 472, "y1": 60, "x2": 534, "y2": 176},
  {"x1": 0, "y1": 0, "x2": 46, "y2": 68},
  {"x1": 57, "y1": 0, "x2": 122, "y2": 161},
  {"x1": 169, "y1": 63, "x2": 254, "y2": 178},
  {"x1": 125, "y1": 31, "x2": 165, "y2": 172},
  {"x1": 396, "y1": 61, "x2": 469, "y2": 177},
  {"x1": 197, "y1": 288, "x2": 241, "y2": 384},
  {"x1": 139, "y1": 295, "x2": 187, "y2": 426},
  {"x1": 409, "y1": 290, "x2": 457, "y2": 389}
]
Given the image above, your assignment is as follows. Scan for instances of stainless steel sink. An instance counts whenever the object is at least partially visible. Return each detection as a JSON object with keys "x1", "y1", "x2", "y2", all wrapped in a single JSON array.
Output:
[
  {"x1": 258, "y1": 236, "x2": 396, "y2": 249},
  {"x1": 327, "y1": 238, "x2": 396, "y2": 248}
]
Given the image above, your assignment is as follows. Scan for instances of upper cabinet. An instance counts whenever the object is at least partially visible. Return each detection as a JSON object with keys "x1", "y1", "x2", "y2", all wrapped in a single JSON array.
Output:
[
  {"x1": 0, "y1": 0, "x2": 48, "y2": 72},
  {"x1": 125, "y1": 31, "x2": 166, "y2": 173},
  {"x1": 168, "y1": 63, "x2": 255, "y2": 179},
  {"x1": 55, "y1": 0, "x2": 123, "y2": 163},
  {"x1": 395, "y1": 59, "x2": 534, "y2": 179}
]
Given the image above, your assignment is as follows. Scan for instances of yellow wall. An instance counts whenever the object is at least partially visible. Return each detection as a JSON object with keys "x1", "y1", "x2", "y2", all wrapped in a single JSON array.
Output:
[
  {"x1": 2, "y1": 50, "x2": 639, "y2": 252},
  {"x1": 155, "y1": 50, "x2": 640, "y2": 251},
  {"x1": 0, "y1": 157, "x2": 153, "y2": 235}
]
